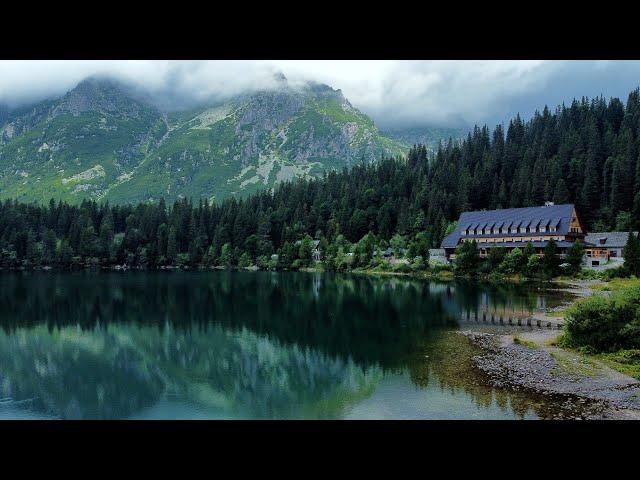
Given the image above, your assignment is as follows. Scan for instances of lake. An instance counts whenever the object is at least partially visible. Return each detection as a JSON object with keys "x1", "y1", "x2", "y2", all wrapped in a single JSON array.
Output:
[{"x1": 0, "y1": 271, "x2": 574, "y2": 420}]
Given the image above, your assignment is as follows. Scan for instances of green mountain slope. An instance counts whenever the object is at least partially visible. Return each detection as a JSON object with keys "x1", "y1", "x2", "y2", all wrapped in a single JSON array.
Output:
[
  {"x1": 0, "y1": 77, "x2": 405, "y2": 204},
  {"x1": 380, "y1": 126, "x2": 468, "y2": 152}
]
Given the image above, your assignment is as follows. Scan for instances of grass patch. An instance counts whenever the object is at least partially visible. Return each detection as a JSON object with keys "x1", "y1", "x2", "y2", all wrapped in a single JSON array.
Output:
[
  {"x1": 545, "y1": 334, "x2": 563, "y2": 347},
  {"x1": 591, "y1": 277, "x2": 639, "y2": 292},
  {"x1": 550, "y1": 350, "x2": 601, "y2": 378},
  {"x1": 513, "y1": 335, "x2": 538, "y2": 349},
  {"x1": 595, "y1": 349, "x2": 640, "y2": 380},
  {"x1": 545, "y1": 308, "x2": 568, "y2": 318}
]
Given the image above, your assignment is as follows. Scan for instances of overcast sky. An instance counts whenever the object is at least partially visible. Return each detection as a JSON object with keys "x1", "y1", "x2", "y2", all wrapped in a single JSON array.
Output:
[{"x1": 1, "y1": 60, "x2": 640, "y2": 129}]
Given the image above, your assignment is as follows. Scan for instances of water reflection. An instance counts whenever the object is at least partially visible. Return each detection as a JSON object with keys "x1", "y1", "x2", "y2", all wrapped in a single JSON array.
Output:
[
  {"x1": 0, "y1": 272, "x2": 572, "y2": 419},
  {"x1": 0, "y1": 324, "x2": 381, "y2": 419}
]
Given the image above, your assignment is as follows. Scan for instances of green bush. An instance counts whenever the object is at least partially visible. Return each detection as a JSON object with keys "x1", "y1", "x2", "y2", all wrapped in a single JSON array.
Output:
[
  {"x1": 256, "y1": 255, "x2": 269, "y2": 269},
  {"x1": 602, "y1": 266, "x2": 630, "y2": 280},
  {"x1": 454, "y1": 240, "x2": 480, "y2": 275},
  {"x1": 410, "y1": 255, "x2": 426, "y2": 271},
  {"x1": 479, "y1": 247, "x2": 506, "y2": 274},
  {"x1": 525, "y1": 253, "x2": 540, "y2": 277},
  {"x1": 392, "y1": 262, "x2": 413, "y2": 273},
  {"x1": 498, "y1": 247, "x2": 524, "y2": 274},
  {"x1": 238, "y1": 252, "x2": 252, "y2": 268},
  {"x1": 371, "y1": 262, "x2": 392, "y2": 272},
  {"x1": 430, "y1": 263, "x2": 453, "y2": 274},
  {"x1": 576, "y1": 268, "x2": 602, "y2": 280},
  {"x1": 564, "y1": 281, "x2": 640, "y2": 351}
]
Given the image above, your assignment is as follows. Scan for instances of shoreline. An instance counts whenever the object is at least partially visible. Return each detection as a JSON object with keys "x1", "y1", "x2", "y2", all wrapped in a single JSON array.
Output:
[
  {"x1": 461, "y1": 279, "x2": 640, "y2": 419},
  {"x1": 0, "y1": 263, "x2": 581, "y2": 287}
]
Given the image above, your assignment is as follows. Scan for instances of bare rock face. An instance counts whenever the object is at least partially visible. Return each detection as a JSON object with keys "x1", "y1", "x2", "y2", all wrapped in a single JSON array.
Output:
[
  {"x1": 0, "y1": 76, "x2": 406, "y2": 204},
  {"x1": 236, "y1": 89, "x2": 305, "y2": 131},
  {"x1": 53, "y1": 77, "x2": 148, "y2": 118}
]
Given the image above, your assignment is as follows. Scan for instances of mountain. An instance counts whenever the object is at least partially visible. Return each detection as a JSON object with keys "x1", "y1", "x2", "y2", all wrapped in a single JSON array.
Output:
[
  {"x1": 381, "y1": 126, "x2": 468, "y2": 152},
  {"x1": 0, "y1": 77, "x2": 405, "y2": 204}
]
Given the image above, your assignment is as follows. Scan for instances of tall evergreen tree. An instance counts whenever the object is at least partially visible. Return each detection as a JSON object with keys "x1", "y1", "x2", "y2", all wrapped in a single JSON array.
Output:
[
  {"x1": 623, "y1": 231, "x2": 640, "y2": 276},
  {"x1": 543, "y1": 238, "x2": 560, "y2": 278}
]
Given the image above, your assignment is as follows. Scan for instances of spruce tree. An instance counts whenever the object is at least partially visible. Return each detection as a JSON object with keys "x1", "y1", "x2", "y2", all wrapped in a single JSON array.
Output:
[
  {"x1": 454, "y1": 240, "x2": 480, "y2": 275},
  {"x1": 566, "y1": 241, "x2": 584, "y2": 275},
  {"x1": 543, "y1": 238, "x2": 560, "y2": 278},
  {"x1": 623, "y1": 231, "x2": 640, "y2": 276},
  {"x1": 553, "y1": 179, "x2": 570, "y2": 204}
]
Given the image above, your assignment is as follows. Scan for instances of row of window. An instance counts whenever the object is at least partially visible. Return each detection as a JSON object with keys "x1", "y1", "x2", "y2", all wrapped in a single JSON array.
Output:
[
  {"x1": 463, "y1": 225, "x2": 558, "y2": 236},
  {"x1": 462, "y1": 236, "x2": 564, "y2": 244},
  {"x1": 585, "y1": 249, "x2": 619, "y2": 258}
]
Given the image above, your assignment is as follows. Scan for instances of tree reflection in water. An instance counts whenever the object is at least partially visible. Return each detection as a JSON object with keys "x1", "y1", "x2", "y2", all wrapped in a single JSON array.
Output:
[
  {"x1": 0, "y1": 324, "x2": 381, "y2": 419},
  {"x1": 0, "y1": 271, "x2": 574, "y2": 419}
]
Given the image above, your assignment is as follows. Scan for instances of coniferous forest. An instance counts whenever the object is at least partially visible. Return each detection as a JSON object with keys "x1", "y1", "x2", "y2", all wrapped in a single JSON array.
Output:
[{"x1": 1, "y1": 89, "x2": 640, "y2": 270}]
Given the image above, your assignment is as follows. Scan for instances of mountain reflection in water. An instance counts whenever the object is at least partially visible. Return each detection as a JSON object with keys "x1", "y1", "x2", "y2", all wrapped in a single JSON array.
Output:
[{"x1": 0, "y1": 271, "x2": 572, "y2": 419}]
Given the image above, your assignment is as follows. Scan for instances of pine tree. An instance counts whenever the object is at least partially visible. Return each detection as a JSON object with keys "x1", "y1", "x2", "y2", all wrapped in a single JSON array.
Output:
[
  {"x1": 42, "y1": 229, "x2": 57, "y2": 264},
  {"x1": 553, "y1": 179, "x2": 570, "y2": 204},
  {"x1": 166, "y1": 227, "x2": 177, "y2": 263},
  {"x1": 543, "y1": 238, "x2": 560, "y2": 278},
  {"x1": 623, "y1": 231, "x2": 640, "y2": 276},
  {"x1": 454, "y1": 240, "x2": 480, "y2": 275},
  {"x1": 57, "y1": 239, "x2": 74, "y2": 267},
  {"x1": 566, "y1": 241, "x2": 584, "y2": 275}
]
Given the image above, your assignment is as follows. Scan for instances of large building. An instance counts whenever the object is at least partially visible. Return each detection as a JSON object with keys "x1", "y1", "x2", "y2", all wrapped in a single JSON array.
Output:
[{"x1": 441, "y1": 203, "x2": 585, "y2": 260}]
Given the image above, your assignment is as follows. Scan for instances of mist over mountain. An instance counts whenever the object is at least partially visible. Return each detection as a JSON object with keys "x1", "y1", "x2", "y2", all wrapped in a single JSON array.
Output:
[
  {"x1": 5, "y1": 61, "x2": 640, "y2": 132},
  {"x1": 0, "y1": 76, "x2": 459, "y2": 204}
]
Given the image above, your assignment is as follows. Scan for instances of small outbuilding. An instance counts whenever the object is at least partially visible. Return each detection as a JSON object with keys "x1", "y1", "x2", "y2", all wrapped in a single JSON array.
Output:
[{"x1": 583, "y1": 231, "x2": 637, "y2": 267}]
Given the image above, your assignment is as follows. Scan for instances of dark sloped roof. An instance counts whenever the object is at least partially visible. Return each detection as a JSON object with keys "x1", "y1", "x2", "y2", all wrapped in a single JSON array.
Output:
[
  {"x1": 584, "y1": 232, "x2": 638, "y2": 249},
  {"x1": 441, "y1": 204, "x2": 575, "y2": 249}
]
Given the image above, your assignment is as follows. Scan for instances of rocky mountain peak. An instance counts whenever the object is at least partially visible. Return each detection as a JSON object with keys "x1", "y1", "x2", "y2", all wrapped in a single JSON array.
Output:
[{"x1": 54, "y1": 76, "x2": 152, "y2": 118}]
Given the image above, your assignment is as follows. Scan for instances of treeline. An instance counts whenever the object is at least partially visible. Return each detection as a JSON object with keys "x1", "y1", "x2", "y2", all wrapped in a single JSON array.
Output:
[
  {"x1": 0, "y1": 193, "x2": 435, "y2": 271},
  {"x1": 2, "y1": 87, "x2": 640, "y2": 270},
  {"x1": 0, "y1": 148, "x2": 447, "y2": 270},
  {"x1": 438, "y1": 89, "x2": 640, "y2": 231}
]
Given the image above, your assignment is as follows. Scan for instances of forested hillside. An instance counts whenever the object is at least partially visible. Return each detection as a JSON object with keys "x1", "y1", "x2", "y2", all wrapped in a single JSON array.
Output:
[
  {"x1": 1, "y1": 88, "x2": 640, "y2": 270},
  {"x1": 445, "y1": 91, "x2": 640, "y2": 231}
]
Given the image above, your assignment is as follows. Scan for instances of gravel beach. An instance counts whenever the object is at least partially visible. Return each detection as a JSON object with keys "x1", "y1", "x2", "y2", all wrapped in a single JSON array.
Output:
[
  {"x1": 460, "y1": 280, "x2": 640, "y2": 420},
  {"x1": 461, "y1": 329, "x2": 640, "y2": 419}
]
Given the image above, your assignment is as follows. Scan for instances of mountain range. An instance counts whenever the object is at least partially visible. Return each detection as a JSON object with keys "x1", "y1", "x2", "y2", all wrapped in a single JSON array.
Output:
[{"x1": 0, "y1": 76, "x2": 462, "y2": 204}]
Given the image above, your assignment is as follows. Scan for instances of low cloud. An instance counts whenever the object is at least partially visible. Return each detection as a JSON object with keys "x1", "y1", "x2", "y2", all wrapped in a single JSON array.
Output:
[{"x1": 1, "y1": 60, "x2": 640, "y2": 129}]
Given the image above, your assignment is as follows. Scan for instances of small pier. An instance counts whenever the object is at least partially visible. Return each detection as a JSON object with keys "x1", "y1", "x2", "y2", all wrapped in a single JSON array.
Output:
[{"x1": 459, "y1": 309, "x2": 563, "y2": 329}]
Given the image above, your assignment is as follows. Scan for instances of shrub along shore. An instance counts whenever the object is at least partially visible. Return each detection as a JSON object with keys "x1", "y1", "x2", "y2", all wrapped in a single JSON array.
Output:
[{"x1": 558, "y1": 278, "x2": 640, "y2": 379}]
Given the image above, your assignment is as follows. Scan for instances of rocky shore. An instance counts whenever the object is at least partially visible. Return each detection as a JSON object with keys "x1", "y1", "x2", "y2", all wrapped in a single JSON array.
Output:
[{"x1": 462, "y1": 330, "x2": 640, "y2": 419}]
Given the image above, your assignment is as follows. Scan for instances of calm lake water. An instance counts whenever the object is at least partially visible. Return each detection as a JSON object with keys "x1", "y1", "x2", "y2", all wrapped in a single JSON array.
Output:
[{"x1": 0, "y1": 271, "x2": 574, "y2": 420}]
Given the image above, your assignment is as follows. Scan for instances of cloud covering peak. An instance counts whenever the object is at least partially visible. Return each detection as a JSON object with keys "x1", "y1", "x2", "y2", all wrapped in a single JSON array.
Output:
[{"x1": 1, "y1": 60, "x2": 640, "y2": 129}]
